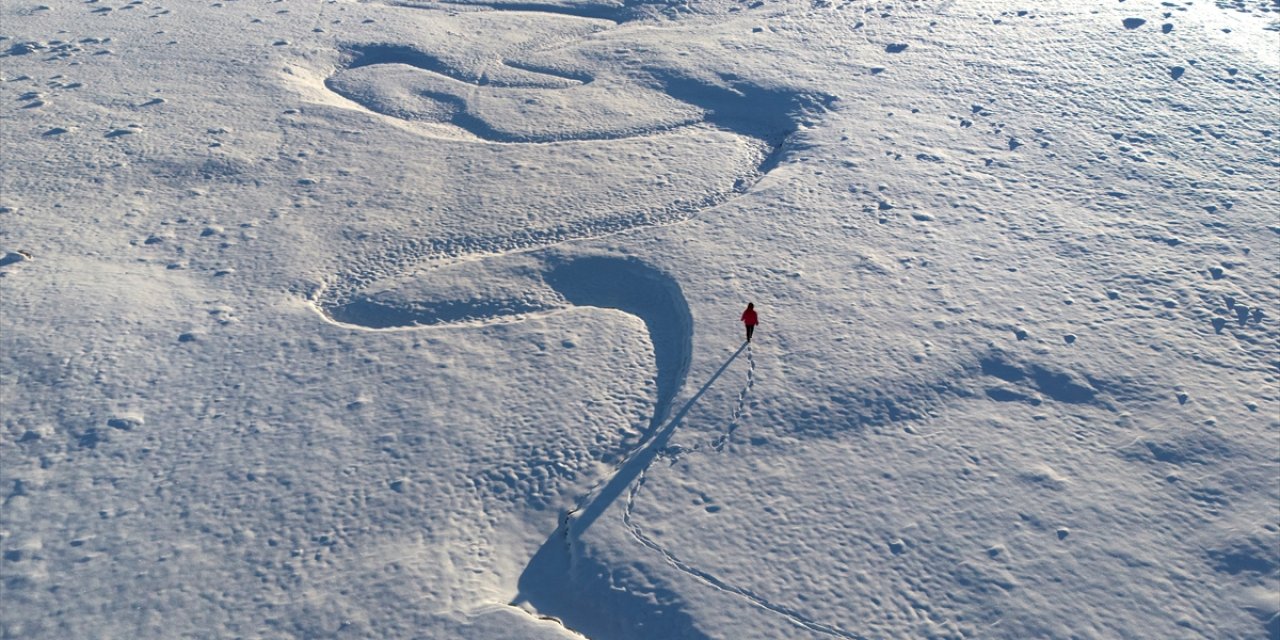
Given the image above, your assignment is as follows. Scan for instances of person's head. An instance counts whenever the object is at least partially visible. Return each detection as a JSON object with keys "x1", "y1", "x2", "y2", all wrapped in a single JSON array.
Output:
[{"x1": 747, "y1": 302, "x2": 754, "y2": 309}]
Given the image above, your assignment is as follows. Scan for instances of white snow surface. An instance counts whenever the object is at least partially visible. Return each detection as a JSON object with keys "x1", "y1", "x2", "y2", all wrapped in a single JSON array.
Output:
[{"x1": 2, "y1": 0, "x2": 1278, "y2": 638}]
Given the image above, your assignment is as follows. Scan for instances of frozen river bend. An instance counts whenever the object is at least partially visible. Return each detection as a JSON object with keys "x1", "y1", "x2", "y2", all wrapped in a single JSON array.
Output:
[{"x1": 2, "y1": 0, "x2": 1278, "y2": 638}]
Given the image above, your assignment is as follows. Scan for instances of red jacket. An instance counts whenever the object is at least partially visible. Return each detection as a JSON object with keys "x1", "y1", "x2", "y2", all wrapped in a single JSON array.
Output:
[{"x1": 741, "y1": 308, "x2": 758, "y2": 326}]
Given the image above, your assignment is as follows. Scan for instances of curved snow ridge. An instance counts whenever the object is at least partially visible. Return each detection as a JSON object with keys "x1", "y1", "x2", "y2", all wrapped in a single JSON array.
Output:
[
  {"x1": 326, "y1": 47, "x2": 835, "y2": 147},
  {"x1": 316, "y1": 252, "x2": 694, "y2": 426},
  {"x1": 304, "y1": 7, "x2": 840, "y2": 637},
  {"x1": 544, "y1": 255, "x2": 693, "y2": 433},
  {"x1": 325, "y1": 45, "x2": 708, "y2": 144},
  {"x1": 320, "y1": 293, "x2": 563, "y2": 330},
  {"x1": 326, "y1": 65, "x2": 708, "y2": 143},
  {"x1": 314, "y1": 3, "x2": 836, "y2": 315},
  {"x1": 389, "y1": 0, "x2": 636, "y2": 24},
  {"x1": 311, "y1": 127, "x2": 769, "y2": 320},
  {"x1": 334, "y1": 42, "x2": 593, "y2": 89},
  {"x1": 322, "y1": 0, "x2": 838, "y2": 146},
  {"x1": 311, "y1": 189, "x2": 737, "y2": 308},
  {"x1": 312, "y1": 83, "x2": 830, "y2": 320}
]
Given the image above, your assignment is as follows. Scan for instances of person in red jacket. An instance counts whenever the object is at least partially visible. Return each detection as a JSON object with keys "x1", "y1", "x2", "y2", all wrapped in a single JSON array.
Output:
[{"x1": 741, "y1": 302, "x2": 758, "y2": 343}]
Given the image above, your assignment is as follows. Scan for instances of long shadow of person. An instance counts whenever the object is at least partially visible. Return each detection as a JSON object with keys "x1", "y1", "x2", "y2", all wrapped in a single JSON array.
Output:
[{"x1": 511, "y1": 343, "x2": 748, "y2": 639}]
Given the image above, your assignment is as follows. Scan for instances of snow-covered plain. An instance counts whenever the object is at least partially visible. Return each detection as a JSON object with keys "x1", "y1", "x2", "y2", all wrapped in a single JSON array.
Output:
[{"x1": 2, "y1": 0, "x2": 1278, "y2": 637}]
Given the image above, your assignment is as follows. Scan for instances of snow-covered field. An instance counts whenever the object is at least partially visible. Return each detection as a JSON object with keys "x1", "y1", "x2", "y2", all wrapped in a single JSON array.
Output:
[{"x1": 2, "y1": 0, "x2": 1278, "y2": 637}]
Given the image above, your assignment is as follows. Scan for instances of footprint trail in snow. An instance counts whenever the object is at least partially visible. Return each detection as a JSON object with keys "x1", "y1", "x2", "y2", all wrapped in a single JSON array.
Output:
[{"x1": 622, "y1": 345, "x2": 867, "y2": 639}]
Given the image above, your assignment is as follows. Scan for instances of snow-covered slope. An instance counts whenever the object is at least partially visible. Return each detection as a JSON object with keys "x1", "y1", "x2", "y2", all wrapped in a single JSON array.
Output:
[{"x1": 2, "y1": 0, "x2": 1277, "y2": 638}]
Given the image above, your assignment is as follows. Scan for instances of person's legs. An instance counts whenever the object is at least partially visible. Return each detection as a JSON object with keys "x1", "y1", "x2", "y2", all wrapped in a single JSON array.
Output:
[{"x1": 746, "y1": 324, "x2": 754, "y2": 342}]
